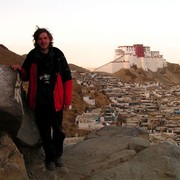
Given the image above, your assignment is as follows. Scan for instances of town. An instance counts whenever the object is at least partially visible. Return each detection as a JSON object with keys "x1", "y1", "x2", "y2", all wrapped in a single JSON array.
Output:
[{"x1": 72, "y1": 70, "x2": 180, "y2": 145}]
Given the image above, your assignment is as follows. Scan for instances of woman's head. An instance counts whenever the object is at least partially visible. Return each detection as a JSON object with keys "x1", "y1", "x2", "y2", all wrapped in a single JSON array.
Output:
[{"x1": 33, "y1": 27, "x2": 53, "y2": 48}]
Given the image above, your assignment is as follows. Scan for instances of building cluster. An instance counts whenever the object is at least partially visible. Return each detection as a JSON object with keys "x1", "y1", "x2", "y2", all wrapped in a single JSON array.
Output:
[
  {"x1": 94, "y1": 44, "x2": 167, "y2": 73},
  {"x1": 73, "y1": 71, "x2": 180, "y2": 144}
]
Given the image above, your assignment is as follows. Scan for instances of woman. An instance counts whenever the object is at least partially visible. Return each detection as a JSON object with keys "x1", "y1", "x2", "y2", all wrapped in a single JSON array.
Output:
[{"x1": 11, "y1": 27, "x2": 72, "y2": 171}]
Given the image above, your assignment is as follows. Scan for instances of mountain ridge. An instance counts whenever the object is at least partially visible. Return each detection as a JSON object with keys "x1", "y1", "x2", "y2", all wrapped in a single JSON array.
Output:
[
  {"x1": 112, "y1": 63, "x2": 180, "y2": 84},
  {"x1": 0, "y1": 44, "x2": 180, "y2": 85}
]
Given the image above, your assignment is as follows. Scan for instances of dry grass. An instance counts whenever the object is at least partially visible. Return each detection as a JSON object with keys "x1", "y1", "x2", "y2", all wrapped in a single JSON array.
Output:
[{"x1": 113, "y1": 63, "x2": 180, "y2": 84}]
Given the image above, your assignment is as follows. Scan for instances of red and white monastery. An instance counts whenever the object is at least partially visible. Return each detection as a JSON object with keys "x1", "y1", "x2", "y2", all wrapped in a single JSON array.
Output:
[{"x1": 94, "y1": 44, "x2": 167, "y2": 73}]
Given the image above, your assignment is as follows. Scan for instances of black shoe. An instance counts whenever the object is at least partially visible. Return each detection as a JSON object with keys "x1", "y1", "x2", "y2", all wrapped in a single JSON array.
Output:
[
  {"x1": 55, "y1": 157, "x2": 63, "y2": 167},
  {"x1": 46, "y1": 161, "x2": 56, "y2": 171}
]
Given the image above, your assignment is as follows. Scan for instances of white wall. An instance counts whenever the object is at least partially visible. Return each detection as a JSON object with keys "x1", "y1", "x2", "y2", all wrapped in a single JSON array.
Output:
[
  {"x1": 94, "y1": 63, "x2": 112, "y2": 73},
  {"x1": 94, "y1": 46, "x2": 167, "y2": 73}
]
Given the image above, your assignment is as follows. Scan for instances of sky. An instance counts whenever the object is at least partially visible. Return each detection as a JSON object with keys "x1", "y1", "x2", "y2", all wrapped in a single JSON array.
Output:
[{"x1": 1, "y1": 0, "x2": 180, "y2": 68}]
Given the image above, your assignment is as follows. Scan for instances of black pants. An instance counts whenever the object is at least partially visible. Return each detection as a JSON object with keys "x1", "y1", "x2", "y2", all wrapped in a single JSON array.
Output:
[{"x1": 35, "y1": 104, "x2": 65, "y2": 163}]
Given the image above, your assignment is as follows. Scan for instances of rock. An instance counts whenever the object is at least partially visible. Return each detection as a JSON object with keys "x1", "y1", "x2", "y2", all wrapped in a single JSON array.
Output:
[
  {"x1": 89, "y1": 142, "x2": 180, "y2": 180},
  {"x1": 17, "y1": 98, "x2": 41, "y2": 147},
  {"x1": 129, "y1": 136, "x2": 151, "y2": 153},
  {"x1": 13, "y1": 126, "x2": 180, "y2": 180},
  {"x1": 0, "y1": 65, "x2": 41, "y2": 146},
  {"x1": 0, "y1": 65, "x2": 22, "y2": 137},
  {"x1": 60, "y1": 127, "x2": 180, "y2": 180},
  {"x1": 0, "y1": 133, "x2": 28, "y2": 180}
]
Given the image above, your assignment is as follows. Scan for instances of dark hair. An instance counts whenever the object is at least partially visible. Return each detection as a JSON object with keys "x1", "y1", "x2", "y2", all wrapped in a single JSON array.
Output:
[{"x1": 33, "y1": 26, "x2": 53, "y2": 47}]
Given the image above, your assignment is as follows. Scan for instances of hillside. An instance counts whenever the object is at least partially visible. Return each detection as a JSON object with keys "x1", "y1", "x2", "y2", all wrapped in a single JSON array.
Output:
[
  {"x1": 112, "y1": 63, "x2": 180, "y2": 85},
  {"x1": 1, "y1": 44, "x2": 180, "y2": 136},
  {"x1": 0, "y1": 44, "x2": 24, "y2": 65},
  {"x1": 0, "y1": 44, "x2": 110, "y2": 137},
  {"x1": 69, "y1": 63, "x2": 90, "y2": 73}
]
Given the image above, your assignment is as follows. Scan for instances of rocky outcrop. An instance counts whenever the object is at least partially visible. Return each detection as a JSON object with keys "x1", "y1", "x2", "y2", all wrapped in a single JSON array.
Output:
[
  {"x1": 0, "y1": 126, "x2": 179, "y2": 179},
  {"x1": 61, "y1": 126, "x2": 180, "y2": 180},
  {"x1": 0, "y1": 65, "x2": 22, "y2": 137},
  {"x1": 21, "y1": 126, "x2": 180, "y2": 180},
  {"x1": 0, "y1": 133, "x2": 28, "y2": 180},
  {"x1": 0, "y1": 65, "x2": 40, "y2": 146}
]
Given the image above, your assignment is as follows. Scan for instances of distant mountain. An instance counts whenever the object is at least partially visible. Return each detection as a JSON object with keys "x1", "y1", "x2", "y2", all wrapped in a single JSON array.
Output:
[
  {"x1": 1, "y1": 44, "x2": 180, "y2": 85},
  {"x1": 69, "y1": 63, "x2": 90, "y2": 73},
  {"x1": 0, "y1": 44, "x2": 24, "y2": 65},
  {"x1": 0, "y1": 44, "x2": 89, "y2": 73}
]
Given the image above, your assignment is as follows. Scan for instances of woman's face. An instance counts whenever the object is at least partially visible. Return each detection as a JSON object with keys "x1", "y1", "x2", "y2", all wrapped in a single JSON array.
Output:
[{"x1": 37, "y1": 32, "x2": 51, "y2": 53}]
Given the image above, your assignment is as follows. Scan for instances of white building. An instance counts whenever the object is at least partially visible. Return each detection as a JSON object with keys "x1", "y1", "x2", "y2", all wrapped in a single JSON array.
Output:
[
  {"x1": 94, "y1": 44, "x2": 167, "y2": 73},
  {"x1": 75, "y1": 113, "x2": 104, "y2": 130},
  {"x1": 83, "y1": 96, "x2": 95, "y2": 106}
]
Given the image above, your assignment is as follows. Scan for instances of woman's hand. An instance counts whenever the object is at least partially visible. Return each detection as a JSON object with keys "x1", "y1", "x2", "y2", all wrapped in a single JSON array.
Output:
[
  {"x1": 10, "y1": 64, "x2": 22, "y2": 71},
  {"x1": 64, "y1": 105, "x2": 71, "y2": 111}
]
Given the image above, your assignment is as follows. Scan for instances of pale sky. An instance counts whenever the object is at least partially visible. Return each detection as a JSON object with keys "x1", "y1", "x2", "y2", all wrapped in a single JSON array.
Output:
[{"x1": 1, "y1": 0, "x2": 180, "y2": 68}]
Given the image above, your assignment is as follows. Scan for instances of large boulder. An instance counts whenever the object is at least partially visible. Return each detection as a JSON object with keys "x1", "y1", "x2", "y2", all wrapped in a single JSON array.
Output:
[
  {"x1": 0, "y1": 65, "x2": 40, "y2": 146},
  {"x1": 16, "y1": 126, "x2": 180, "y2": 180},
  {"x1": 0, "y1": 65, "x2": 22, "y2": 137},
  {"x1": 61, "y1": 126, "x2": 180, "y2": 180}
]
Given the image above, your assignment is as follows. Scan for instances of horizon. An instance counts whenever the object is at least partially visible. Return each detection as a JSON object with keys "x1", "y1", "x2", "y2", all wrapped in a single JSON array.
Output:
[
  {"x1": 1, "y1": 0, "x2": 180, "y2": 68},
  {"x1": 1, "y1": 42, "x2": 180, "y2": 71}
]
